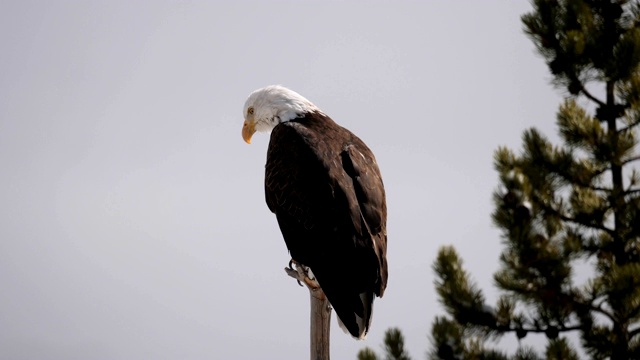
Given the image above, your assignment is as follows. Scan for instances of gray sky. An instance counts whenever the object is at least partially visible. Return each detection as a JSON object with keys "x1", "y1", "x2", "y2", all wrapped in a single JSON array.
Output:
[{"x1": 1, "y1": 1, "x2": 564, "y2": 359}]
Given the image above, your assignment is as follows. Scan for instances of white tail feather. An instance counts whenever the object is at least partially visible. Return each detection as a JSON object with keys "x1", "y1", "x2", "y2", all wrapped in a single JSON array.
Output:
[{"x1": 335, "y1": 292, "x2": 374, "y2": 340}]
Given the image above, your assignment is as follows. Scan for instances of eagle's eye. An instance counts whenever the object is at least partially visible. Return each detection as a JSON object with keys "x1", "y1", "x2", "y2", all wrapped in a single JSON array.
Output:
[{"x1": 248, "y1": 107, "x2": 254, "y2": 115}]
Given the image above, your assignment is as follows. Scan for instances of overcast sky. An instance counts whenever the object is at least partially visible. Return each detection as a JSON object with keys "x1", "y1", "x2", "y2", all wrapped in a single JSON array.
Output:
[{"x1": 1, "y1": 1, "x2": 566, "y2": 359}]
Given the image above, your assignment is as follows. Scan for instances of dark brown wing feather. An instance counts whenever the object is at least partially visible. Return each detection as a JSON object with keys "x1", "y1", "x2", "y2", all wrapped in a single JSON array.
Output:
[{"x1": 264, "y1": 111, "x2": 387, "y2": 338}]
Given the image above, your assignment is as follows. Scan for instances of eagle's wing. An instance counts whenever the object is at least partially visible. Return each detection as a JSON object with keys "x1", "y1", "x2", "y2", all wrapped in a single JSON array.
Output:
[{"x1": 264, "y1": 118, "x2": 387, "y2": 338}]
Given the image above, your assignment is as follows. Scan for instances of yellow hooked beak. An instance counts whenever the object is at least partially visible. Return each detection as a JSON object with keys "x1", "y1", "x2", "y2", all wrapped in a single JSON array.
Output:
[{"x1": 242, "y1": 119, "x2": 256, "y2": 144}]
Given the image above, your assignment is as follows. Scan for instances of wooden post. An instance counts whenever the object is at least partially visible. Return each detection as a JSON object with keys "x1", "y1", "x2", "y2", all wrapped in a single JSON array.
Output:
[
  {"x1": 309, "y1": 286, "x2": 331, "y2": 360},
  {"x1": 285, "y1": 264, "x2": 331, "y2": 360}
]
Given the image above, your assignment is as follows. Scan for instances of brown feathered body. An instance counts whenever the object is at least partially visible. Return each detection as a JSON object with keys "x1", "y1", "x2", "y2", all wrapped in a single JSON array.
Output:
[{"x1": 264, "y1": 110, "x2": 387, "y2": 339}]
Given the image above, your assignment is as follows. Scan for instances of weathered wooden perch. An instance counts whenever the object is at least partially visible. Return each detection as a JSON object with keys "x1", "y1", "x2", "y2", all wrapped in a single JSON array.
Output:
[{"x1": 285, "y1": 263, "x2": 331, "y2": 360}]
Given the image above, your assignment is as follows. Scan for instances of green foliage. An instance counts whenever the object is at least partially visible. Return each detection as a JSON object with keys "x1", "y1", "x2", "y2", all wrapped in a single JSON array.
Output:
[
  {"x1": 383, "y1": 328, "x2": 412, "y2": 360},
  {"x1": 358, "y1": 328, "x2": 412, "y2": 360},
  {"x1": 429, "y1": 1, "x2": 640, "y2": 359},
  {"x1": 429, "y1": 316, "x2": 466, "y2": 360},
  {"x1": 545, "y1": 338, "x2": 579, "y2": 360},
  {"x1": 358, "y1": 347, "x2": 379, "y2": 360},
  {"x1": 433, "y1": 247, "x2": 498, "y2": 332}
]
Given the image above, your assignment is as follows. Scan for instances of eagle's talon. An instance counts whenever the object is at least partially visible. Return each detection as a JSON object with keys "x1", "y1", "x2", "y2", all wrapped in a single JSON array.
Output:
[{"x1": 287, "y1": 259, "x2": 304, "y2": 286}]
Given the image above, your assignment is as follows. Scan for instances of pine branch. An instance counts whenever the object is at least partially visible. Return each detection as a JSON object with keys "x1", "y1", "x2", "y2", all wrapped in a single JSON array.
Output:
[
  {"x1": 496, "y1": 323, "x2": 582, "y2": 338},
  {"x1": 382, "y1": 328, "x2": 411, "y2": 360},
  {"x1": 580, "y1": 86, "x2": 606, "y2": 107},
  {"x1": 618, "y1": 119, "x2": 640, "y2": 134},
  {"x1": 622, "y1": 155, "x2": 640, "y2": 165},
  {"x1": 357, "y1": 348, "x2": 379, "y2": 360},
  {"x1": 628, "y1": 296, "x2": 640, "y2": 319},
  {"x1": 589, "y1": 185, "x2": 612, "y2": 193},
  {"x1": 592, "y1": 166, "x2": 612, "y2": 178},
  {"x1": 588, "y1": 302, "x2": 616, "y2": 324},
  {"x1": 537, "y1": 200, "x2": 616, "y2": 236}
]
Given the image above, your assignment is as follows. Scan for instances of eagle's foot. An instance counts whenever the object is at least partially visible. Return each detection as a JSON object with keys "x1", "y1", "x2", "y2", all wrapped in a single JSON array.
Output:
[
  {"x1": 287, "y1": 259, "x2": 303, "y2": 287},
  {"x1": 284, "y1": 260, "x2": 320, "y2": 290}
]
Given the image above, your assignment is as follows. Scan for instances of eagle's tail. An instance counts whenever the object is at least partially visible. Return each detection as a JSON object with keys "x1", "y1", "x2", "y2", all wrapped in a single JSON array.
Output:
[{"x1": 335, "y1": 291, "x2": 375, "y2": 340}]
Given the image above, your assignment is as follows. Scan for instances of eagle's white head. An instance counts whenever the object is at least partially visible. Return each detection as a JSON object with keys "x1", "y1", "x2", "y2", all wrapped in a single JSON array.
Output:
[{"x1": 242, "y1": 85, "x2": 319, "y2": 144}]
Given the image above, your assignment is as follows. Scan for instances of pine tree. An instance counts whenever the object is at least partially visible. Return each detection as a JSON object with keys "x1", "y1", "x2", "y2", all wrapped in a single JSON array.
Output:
[
  {"x1": 430, "y1": 0, "x2": 640, "y2": 359},
  {"x1": 357, "y1": 328, "x2": 412, "y2": 360}
]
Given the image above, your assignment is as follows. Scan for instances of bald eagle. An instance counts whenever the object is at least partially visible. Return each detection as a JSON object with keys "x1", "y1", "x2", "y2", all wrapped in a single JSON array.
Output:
[{"x1": 241, "y1": 85, "x2": 388, "y2": 339}]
